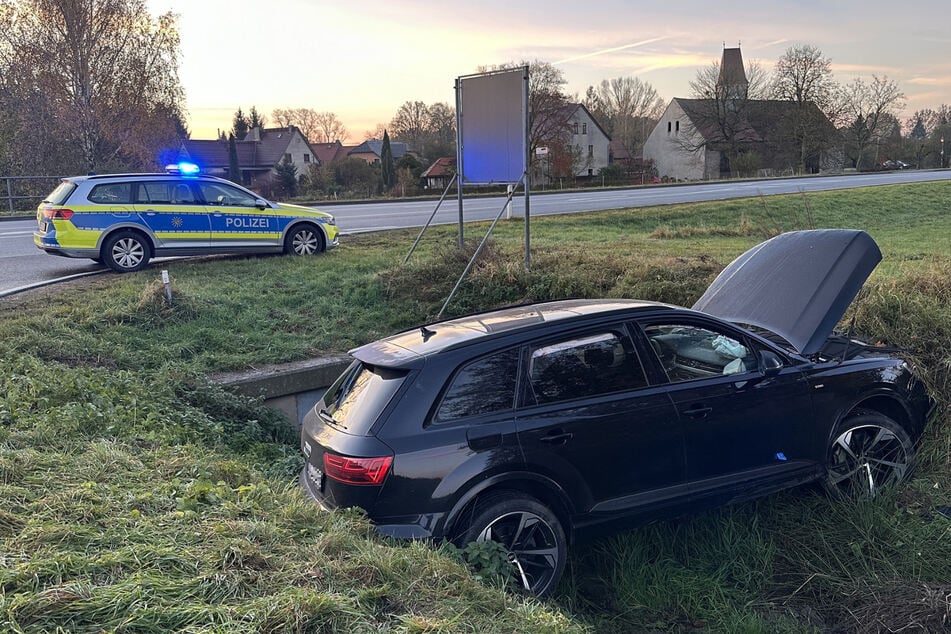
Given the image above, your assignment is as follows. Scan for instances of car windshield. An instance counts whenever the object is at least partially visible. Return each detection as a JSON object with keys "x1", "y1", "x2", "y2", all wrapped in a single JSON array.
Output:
[
  {"x1": 44, "y1": 180, "x2": 76, "y2": 205},
  {"x1": 321, "y1": 361, "x2": 407, "y2": 436}
]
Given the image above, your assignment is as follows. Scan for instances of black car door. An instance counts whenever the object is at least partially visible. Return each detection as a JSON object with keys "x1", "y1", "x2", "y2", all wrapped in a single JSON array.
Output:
[
  {"x1": 636, "y1": 317, "x2": 818, "y2": 491},
  {"x1": 514, "y1": 324, "x2": 685, "y2": 515}
]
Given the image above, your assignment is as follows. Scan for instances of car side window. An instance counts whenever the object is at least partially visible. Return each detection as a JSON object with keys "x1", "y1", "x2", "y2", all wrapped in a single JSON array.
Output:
[
  {"x1": 88, "y1": 182, "x2": 132, "y2": 204},
  {"x1": 435, "y1": 349, "x2": 520, "y2": 422},
  {"x1": 198, "y1": 182, "x2": 257, "y2": 207},
  {"x1": 527, "y1": 330, "x2": 646, "y2": 406},
  {"x1": 643, "y1": 323, "x2": 758, "y2": 383},
  {"x1": 137, "y1": 182, "x2": 178, "y2": 205}
]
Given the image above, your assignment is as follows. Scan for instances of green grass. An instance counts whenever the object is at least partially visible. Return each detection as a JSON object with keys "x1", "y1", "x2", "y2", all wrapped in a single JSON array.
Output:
[{"x1": 1, "y1": 181, "x2": 949, "y2": 632}]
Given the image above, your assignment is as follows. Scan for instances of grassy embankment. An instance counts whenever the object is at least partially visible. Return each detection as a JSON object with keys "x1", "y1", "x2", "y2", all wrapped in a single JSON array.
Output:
[{"x1": 0, "y1": 181, "x2": 949, "y2": 632}]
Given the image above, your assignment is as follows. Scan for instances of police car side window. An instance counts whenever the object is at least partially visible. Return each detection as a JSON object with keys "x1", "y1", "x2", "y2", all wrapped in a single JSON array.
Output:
[
  {"x1": 89, "y1": 182, "x2": 132, "y2": 204},
  {"x1": 199, "y1": 183, "x2": 256, "y2": 207},
  {"x1": 137, "y1": 182, "x2": 174, "y2": 205}
]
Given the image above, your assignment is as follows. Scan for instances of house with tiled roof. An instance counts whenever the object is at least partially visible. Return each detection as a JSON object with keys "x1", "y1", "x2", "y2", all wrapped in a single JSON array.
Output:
[
  {"x1": 310, "y1": 140, "x2": 352, "y2": 164},
  {"x1": 421, "y1": 157, "x2": 455, "y2": 189},
  {"x1": 182, "y1": 126, "x2": 315, "y2": 185},
  {"x1": 643, "y1": 46, "x2": 839, "y2": 180},
  {"x1": 347, "y1": 139, "x2": 413, "y2": 165}
]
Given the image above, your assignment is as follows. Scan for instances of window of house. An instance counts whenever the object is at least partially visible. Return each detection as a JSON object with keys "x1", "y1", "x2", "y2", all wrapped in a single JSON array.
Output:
[
  {"x1": 435, "y1": 349, "x2": 520, "y2": 422},
  {"x1": 667, "y1": 121, "x2": 672, "y2": 133},
  {"x1": 573, "y1": 122, "x2": 579, "y2": 134},
  {"x1": 582, "y1": 122, "x2": 588, "y2": 134},
  {"x1": 588, "y1": 145, "x2": 593, "y2": 157},
  {"x1": 527, "y1": 330, "x2": 646, "y2": 406},
  {"x1": 284, "y1": 153, "x2": 292, "y2": 163},
  {"x1": 304, "y1": 153, "x2": 310, "y2": 163},
  {"x1": 675, "y1": 121, "x2": 680, "y2": 133}
]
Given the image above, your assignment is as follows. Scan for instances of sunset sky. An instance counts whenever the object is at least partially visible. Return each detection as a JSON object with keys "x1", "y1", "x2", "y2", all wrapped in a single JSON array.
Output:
[{"x1": 146, "y1": 0, "x2": 951, "y2": 141}]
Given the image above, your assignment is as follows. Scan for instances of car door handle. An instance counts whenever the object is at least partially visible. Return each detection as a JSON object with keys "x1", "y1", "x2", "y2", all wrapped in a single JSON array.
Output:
[
  {"x1": 539, "y1": 431, "x2": 573, "y2": 445},
  {"x1": 682, "y1": 405, "x2": 713, "y2": 418}
]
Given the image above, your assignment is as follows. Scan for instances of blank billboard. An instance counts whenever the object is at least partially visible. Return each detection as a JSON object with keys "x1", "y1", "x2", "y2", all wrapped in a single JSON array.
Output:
[{"x1": 457, "y1": 68, "x2": 526, "y2": 185}]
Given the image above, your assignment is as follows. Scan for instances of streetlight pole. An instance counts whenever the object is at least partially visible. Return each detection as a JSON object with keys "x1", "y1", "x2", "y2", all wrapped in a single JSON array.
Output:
[{"x1": 941, "y1": 136, "x2": 945, "y2": 169}]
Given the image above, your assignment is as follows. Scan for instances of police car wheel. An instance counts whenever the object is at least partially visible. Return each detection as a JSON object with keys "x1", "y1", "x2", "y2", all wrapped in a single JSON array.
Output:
[
  {"x1": 285, "y1": 225, "x2": 324, "y2": 256},
  {"x1": 103, "y1": 230, "x2": 151, "y2": 273}
]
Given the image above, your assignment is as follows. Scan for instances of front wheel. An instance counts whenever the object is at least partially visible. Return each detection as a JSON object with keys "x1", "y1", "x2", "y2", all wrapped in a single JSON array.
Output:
[
  {"x1": 102, "y1": 230, "x2": 151, "y2": 273},
  {"x1": 284, "y1": 224, "x2": 324, "y2": 256},
  {"x1": 823, "y1": 411, "x2": 914, "y2": 498},
  {"x1": 455, "y1": 492, "x2": 566, "y2": 597}
]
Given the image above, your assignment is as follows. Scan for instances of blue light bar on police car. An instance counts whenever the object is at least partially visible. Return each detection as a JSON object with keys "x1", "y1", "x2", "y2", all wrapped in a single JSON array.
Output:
[{"x1": 165, "y1": 162, "x2": 200, "y2": 175}]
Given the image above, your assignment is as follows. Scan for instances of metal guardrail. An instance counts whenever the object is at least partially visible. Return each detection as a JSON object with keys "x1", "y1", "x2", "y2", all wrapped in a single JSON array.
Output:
[{"x1": 2, "y1": 176, "x2": 63, "y2": 213}]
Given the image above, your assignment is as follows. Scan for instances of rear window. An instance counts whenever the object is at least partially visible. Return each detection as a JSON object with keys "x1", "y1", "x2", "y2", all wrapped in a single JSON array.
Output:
[
  {"x1": 320, "y1": 361, "x2": 407, "y2": 435},
  {"x1": 45, "y1": 181, "x2": 76, "y2": 205}
]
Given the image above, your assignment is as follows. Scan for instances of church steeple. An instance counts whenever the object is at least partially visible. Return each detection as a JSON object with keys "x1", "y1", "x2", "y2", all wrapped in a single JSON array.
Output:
[{"x1": 718, "y1": 45, "x2": 748, "y2": 100}]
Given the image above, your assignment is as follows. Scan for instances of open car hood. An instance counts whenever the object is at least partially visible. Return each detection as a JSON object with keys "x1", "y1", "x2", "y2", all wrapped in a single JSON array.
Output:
[{"x1": 692, "y1": 229, "x2": 881, "y2": 356}]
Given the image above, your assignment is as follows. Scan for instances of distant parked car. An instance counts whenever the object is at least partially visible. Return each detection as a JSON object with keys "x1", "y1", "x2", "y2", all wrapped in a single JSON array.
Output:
[
  {"x1": 299, "y1": 230, "x2": 935, "y2": 596},
  {"x1": 34, "y1": 163, "x2": 338, "y2": 272},
  {"x1": 881, "y1": 159, "x2": 912, "y2": 170}
]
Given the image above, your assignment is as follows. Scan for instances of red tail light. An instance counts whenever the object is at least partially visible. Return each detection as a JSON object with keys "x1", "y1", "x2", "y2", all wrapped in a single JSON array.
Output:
[
  {"x1": 43, "y1": 208, "x2": 74, "y2": 220},
  {"x1": 323, "y1": 453, "x2": 392, "y2": 485}
]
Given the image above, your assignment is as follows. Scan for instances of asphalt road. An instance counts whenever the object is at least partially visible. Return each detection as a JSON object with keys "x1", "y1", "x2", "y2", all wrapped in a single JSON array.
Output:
[{"x1": 2, "y1": 170, "x2": 948, "y2": 296}]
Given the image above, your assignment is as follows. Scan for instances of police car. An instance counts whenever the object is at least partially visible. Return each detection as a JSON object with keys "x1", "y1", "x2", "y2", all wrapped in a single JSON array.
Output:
[{"x1": 33, "y1": 163, "x2": 339, "y2": 272}]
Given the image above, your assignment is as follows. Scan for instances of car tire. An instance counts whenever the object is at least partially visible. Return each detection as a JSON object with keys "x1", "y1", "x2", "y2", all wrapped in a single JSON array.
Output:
[
  {"x1": 284, "y1": 224, "x2": 324, "y2": 256},
  {"x1": 823, "y1": 410, "x2": 915, "y2": 498},
  {"x1": 455, "y1": 492, "x2": 567, "y2": 597},
  {"x1": 102, "y1": 230, "x2": 151, "y2": 273}
]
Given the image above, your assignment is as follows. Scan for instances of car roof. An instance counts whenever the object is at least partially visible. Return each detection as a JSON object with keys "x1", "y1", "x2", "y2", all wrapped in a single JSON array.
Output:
[
  {"x1": 350, "y1": 299, "x2": 674, "y2": 368},
  {"x1": 63, "y1": 173, "x2": 232, "y2": 185}
]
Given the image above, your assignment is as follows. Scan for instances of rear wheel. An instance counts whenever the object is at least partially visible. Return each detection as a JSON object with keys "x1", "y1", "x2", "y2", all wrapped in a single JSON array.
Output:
[
  {"x1": 102, "y1": 230, "x2": 151, "y2": 273},
  {"x1": 455, "y1": 492, "x2": 566, "y2": 597},
  {"x1": 284, "y1": 224, "x2": 324, "y2": 255},
  {"x1": 824, "y1": 411, "x2": 914, "y2": 498}
]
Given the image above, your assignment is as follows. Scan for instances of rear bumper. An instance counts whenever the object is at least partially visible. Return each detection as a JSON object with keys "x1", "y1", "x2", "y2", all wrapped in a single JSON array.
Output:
[
  {"x1": 34, "y1": 233, "x2": 97, "y2": 258},
  {"x1": 297, "y1": 469, "x2": 441, "y2": 539}
]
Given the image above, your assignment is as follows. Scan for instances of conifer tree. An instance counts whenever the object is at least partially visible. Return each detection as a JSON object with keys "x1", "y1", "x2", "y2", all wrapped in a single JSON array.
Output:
[{"x1": 381, "y1": 129, "x2": 396, "y2": 189}]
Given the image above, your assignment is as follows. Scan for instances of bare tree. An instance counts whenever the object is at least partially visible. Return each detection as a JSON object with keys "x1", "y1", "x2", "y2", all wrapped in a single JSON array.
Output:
[
  {"x1": 364, "y1": 123, "x2": 387, "y2": 141},
  {"x1": 389, "y1": 101, "x2": 430, "y2": 152},
  {"x1": 0, "y1": 0, "x2": 185, "y2": 172},
  {"x1": 270, "y1": 107, "x2": 329, "y2": 141},
  {"x1": 680, "y1": 57, "x2": 771, "y2": 174},
  {"x1": 840, "y1": 75, "x2": 906, "y2": 168},
  {"x1": 314, "y1": 111, "x2": 348, "y2": 143},
  {"x1": 480, "y1": 60, "x2": 573, "y2": 181},
  {"x1": 590, "y1": 76, "x2": 664, "y2": 158},
  {"x1": 770, "y1": 44, "x2": 840, "y2": 172}
]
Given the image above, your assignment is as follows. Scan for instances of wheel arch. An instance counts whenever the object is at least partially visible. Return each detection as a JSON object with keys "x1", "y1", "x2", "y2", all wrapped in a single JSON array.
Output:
[
  {"x1": 441, "y1": 472, "x2": 576, "y2": 543},
  {"x1": 283, "y1": 219, "x2": 327, "y2": 250},
  {"x1": 840, "y1": 391, "x2": 917, "y2": 438},
  {"x1": 97, "y1": 224, "x2": 157, "y2": 254}
]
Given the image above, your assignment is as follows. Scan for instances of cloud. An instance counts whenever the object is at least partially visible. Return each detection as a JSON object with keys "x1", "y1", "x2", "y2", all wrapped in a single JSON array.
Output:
[{"x1": 553, "y1": 37, "x2": 670, "y2": 65}]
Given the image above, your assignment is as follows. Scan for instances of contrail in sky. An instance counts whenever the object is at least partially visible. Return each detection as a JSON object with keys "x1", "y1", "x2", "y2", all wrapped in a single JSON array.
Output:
[{"x1": 554, "y1": 37, "x2": 670, "y2": 65}]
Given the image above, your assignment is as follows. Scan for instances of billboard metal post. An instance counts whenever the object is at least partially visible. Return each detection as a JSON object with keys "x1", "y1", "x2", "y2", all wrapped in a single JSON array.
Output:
[
  {"x1": 455, "y1": 77, "x2": 464, "y2": 249},
  {"x1": 523, "y1": 65, "x2": 531, "y2": 271}
]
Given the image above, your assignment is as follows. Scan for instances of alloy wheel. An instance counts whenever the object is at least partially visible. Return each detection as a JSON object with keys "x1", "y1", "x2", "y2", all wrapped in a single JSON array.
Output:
[
  {"x1": 112, "y1": 238, "x2": 145, "y2": 270},
  {"x1": 826, "y1": 424, "x2": 912, "y2": 497},
  {"x1": 476, "y1": 510, "x2": 561, "y2": 594}
]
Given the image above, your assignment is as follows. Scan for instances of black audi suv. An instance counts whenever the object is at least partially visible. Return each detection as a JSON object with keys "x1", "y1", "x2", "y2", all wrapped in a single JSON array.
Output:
[{"x1": 300, "y1": 229, "x2": 934, "y2": 596}]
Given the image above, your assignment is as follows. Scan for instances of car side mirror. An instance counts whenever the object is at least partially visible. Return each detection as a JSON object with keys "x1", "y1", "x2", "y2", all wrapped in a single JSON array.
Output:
[
  {"x1": 758, "y1": 350, "x2": 783, "y2": 377},
  {"x1": 255, "y1": 198, "x2": 269, "y2": 210}
]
